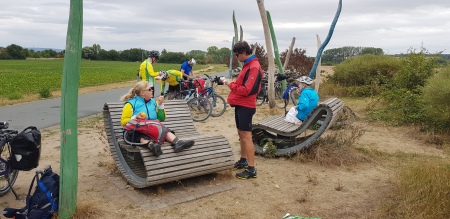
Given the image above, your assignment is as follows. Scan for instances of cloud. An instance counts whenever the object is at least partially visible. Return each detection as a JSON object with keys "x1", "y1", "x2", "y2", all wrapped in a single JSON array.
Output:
[{"x1": 1, "y1": 0, "x2": 449, "y2": 56}]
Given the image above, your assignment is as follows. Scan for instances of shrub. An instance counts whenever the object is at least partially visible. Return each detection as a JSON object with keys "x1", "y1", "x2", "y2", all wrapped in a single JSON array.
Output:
[
  {"x1": 391, "y1": 49, "x2": 439, "y2": 92},
  {"x1": 39, "y1": 88, "x2": 52, "y2": 98},
  {"x1": 328, "y1": 54, "x2": 400, "y2": 87},
  {"x1": 421, "y1": 67, "x2": 450, "y2": 131}
]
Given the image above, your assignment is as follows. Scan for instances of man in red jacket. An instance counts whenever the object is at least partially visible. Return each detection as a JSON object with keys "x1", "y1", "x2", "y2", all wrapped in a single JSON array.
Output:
[{"x1": 222, "y1": 41, "x2": 263, "y2": 179}]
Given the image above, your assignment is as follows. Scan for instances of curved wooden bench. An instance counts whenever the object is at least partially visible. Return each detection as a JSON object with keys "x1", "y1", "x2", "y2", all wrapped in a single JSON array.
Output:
[
  {"x1": 103, "y1": 100, "x2": 234, "y2": 188},
  {"x1": 252, "y1": 98, "x2": 343, "y2": 156}
]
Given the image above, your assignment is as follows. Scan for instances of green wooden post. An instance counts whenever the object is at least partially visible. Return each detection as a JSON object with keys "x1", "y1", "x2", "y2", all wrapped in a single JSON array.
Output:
[
  {"x1": 266, "y1": 11, "x2": 286, "y2": 90},
  {"x1": 229, "y1": 36, "x2": 235, "y2": 78},
  {"x1": 232, "y1": 11, "x2": 242, "y2": 68},
  {"x1": 59, "y1": 0, "x2": 83, "y2": 218}
]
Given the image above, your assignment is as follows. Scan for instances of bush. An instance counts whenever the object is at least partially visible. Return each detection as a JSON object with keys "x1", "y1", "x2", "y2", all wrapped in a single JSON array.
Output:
[
  {"x1": 392, "y1": 49, "x2": 439, "y2": 92},
  {"x1": 328, "y1": 54, "x2": 401, "y2": 87},
  {"x1": 39, "y1": 88, "x2": 52, "y2": 98},
  {"x1": 421, "y1": 67, "x2": 450, "y2": 131}
]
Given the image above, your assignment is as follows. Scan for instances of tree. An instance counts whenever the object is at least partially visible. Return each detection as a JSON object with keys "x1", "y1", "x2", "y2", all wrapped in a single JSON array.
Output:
[
  {"x1": 7, "y1": 44, "x2": 26, "y2": 60},
  {"x1": 280, "y1": 48, "x2": 314, "y2": 76}
]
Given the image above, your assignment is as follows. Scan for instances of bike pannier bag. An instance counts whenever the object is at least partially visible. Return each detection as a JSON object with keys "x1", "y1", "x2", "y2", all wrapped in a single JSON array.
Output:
[{"x1": 9, "y1": 126, "x2": 41, "y2": 171}]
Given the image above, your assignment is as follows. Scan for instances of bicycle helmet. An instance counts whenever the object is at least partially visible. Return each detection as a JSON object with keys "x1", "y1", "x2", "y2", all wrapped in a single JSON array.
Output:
[
  {"x1": 148, "y1": 50, "x2": 160, "y2": 60},
  {"x1": 190, "y1": 58, "x2": 196, "y2": 65},
  {"x1": 159, "y1": 70, "x2": 168, "y2": 81},
  {"x1": 296, "y1": 76, "x2": 313, "y2": 85}
]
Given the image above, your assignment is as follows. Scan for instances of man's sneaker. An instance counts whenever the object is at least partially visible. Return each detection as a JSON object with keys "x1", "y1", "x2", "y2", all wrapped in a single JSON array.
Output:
[
  {"x1": 233, "y1": 161, "x2": 248, "y2": 170},
  {"x1": 236, "y1": 168, "x2": 257, "y2": 179},
  {"x1": 148, "y1": 142, "x2": 162, "y2": 157},
  {"x1": 173, "y1": 140, "x2": 195, "y2": 152}
]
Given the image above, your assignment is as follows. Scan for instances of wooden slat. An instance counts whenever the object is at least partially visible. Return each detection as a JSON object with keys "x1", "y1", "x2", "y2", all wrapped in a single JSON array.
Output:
[{"x1": 103, "y1": 100, "x2": 234, "y2": 188}]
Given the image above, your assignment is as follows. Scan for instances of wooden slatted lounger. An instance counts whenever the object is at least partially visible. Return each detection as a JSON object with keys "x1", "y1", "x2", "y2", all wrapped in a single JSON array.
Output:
[
  {"x1": 103, "y1": 100, "x2": 234, "y2": 188},
  {"x1": 252, "y1": 97, "x2": 343, "y2": 156}
]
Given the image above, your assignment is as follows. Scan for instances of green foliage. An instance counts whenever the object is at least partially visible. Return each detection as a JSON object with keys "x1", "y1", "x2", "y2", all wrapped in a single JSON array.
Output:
[
  {"x1": 391, "y1": 49, "x2": 439, "y2": 92},
  {"x1": 39, "y1": 88, "x2": 52, "y2": 99},
  {"x1": 7, "y1": 92, "x2": 22, "y2": 100},
  {"x1": 326, "y1": 54, "x2": 400, "y2": 96},
  {"x1": 370, "y1": 88, "x2": 425, "y2": 125},
  {"x1": 369, "y1": 49, "x2": 440, "y2": 127},
  {"x1": 262, "y1": 141, "x2": 277, "y2": 158},
  {"x1": 421, "y1": 67, "x2": 450, "y2": 131},
  {"x1": 322, "y1": 46, "x2": 384, "y2": 64}
]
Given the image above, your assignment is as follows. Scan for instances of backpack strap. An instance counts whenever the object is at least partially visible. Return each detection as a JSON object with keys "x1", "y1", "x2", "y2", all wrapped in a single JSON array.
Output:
[
  {"x1": 37, "y1": 178, "x2": 58, "y2": 211},
  {"x1": 25, "y1": 171, "x2": 41, "y2": 212}
]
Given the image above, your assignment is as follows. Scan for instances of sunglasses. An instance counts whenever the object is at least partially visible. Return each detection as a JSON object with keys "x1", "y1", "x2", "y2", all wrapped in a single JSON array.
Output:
[
  {"x1": 235, "y1": 53, "x2": 240, "y2": 57},
  {"x1": 147, "y1": 87, "x2": 153, "y2": 91}
]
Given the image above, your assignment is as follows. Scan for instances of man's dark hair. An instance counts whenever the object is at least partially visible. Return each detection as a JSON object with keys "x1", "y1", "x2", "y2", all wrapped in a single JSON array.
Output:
[{"x1": 233, "y1": 41, "x2": 252, "y2": 55}]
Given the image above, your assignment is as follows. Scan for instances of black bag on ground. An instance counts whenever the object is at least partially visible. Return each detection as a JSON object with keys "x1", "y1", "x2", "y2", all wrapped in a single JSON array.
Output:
[
  {"x1": 10, "y1": 126, "x2": 41, "y2": 171},
  {"x1": 2, "y1": 166, "x2": 60, "y2": 219}
]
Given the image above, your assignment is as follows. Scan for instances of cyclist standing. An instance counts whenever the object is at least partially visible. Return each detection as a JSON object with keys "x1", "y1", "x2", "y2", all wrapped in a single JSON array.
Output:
[
  {"x1": 139, "y1": 50, "x2": 160, "y2": 94},
  {"x1": 222, "y1": 41, "x2": 263, "y2": 180}
]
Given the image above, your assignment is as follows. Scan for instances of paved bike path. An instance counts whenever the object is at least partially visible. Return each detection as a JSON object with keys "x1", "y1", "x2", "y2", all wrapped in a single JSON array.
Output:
[{"x1": 0, "y1": 72, "x2": 230, "y2": 131}]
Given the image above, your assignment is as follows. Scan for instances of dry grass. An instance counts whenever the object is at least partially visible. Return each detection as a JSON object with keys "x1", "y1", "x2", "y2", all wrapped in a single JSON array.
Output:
[
  {"x1": 379, "y1": 159, "x2": 450, "y2": 219},
  {"x1": 293, "y1": 124, "x2": 370, "y2": 167}
]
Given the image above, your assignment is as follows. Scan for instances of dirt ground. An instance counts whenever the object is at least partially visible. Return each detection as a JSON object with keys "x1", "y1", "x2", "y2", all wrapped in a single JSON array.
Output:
[{"x1": 1, "y1": 67, "x2": 448, "y2": 219}]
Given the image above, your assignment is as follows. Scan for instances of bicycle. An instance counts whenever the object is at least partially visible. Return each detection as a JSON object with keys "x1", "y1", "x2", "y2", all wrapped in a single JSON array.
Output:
[
  {"x1": 0, "y1": 122, "x2": 19, "y2": 199},
  {"x1": 165, "y1": 79, "x2": 212, "y2": 122},
  {"x1": 256, "y1": 73, "x2": 288, "y2": 109},
  {"x1": 201, "y1": 74, "x2": 227, "y2": 117}
]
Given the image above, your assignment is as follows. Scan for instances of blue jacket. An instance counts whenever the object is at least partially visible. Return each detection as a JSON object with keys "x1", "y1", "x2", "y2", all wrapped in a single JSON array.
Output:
[{"x1": 296, "y1": 87, "x2": 319, "y2": 121}]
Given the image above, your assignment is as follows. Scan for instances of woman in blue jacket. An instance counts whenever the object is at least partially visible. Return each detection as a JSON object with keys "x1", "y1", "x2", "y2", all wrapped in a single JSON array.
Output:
[{"x1": 295, "y1": 76, "x2": 319, "y2": 121}]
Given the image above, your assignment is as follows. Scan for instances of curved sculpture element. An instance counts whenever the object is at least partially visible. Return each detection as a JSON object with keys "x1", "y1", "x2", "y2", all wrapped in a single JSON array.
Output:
[
  {"x1": 252, "y1": 98, "x2": 343, "y2": 156},
  {"x1": 309, "y1": 0, "x2": 342, "y2": 79}
]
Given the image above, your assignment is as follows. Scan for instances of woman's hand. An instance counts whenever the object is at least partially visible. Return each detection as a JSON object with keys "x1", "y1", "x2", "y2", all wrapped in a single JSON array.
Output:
[
  {"x1": 136, "y1": 112, "x2": 146, "y2": 120},
  {"x1": 157, "y1": 96, "x2": 164, "y2": 105}
]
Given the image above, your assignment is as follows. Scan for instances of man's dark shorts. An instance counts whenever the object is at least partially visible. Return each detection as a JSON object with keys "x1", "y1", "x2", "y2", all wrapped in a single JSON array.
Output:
[
  {"x1": 168, "y1": 85, "x2": 180, "y2": 93},
  {"x1": 234, "y1": 106, "x2": 256, "y2": 131}
]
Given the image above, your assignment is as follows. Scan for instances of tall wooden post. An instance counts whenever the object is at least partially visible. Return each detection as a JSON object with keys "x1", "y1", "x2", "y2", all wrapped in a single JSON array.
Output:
[
  {"x1": 59, "y1": 0, "x2": 82, "y2": 218},
  {"x1": 229, "y1": 36, "x2": 235, "y2": 78},
  {"x1": 266, "y1": 11, "x2": 286, "y2": 90},
  {"x1": 256, "y1": 0, "x2": 276, "y2": 109}
]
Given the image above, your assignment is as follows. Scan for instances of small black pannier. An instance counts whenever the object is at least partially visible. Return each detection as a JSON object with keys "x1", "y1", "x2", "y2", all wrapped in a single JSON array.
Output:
[{"x1": 9, "y1": 126, "x2": 41, "y2": 171}]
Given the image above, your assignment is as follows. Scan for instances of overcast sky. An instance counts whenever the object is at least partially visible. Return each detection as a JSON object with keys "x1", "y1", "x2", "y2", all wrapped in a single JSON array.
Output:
[{"x1": 1, "y1": 0, "x2": 449, "y2": 56}]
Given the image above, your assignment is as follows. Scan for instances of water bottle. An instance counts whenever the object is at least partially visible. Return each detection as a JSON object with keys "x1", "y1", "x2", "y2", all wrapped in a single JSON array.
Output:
[{"x1": 184, "y1": 91, "x2": 191, "y2": 101}]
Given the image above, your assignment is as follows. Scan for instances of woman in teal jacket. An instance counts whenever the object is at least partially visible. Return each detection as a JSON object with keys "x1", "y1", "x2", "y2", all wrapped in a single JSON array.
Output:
[
  {"x1": 295, "y1": 76, "x2": 319, "y2": 121},
  {"x1": 120, "y1": 81, "x2": 194, "y2": 156}
]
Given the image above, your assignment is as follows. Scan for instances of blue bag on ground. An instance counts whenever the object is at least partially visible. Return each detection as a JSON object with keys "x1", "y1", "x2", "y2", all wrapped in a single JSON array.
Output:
[{"x1": 2, "y1": 166, "x2": 60, "y2": 219}]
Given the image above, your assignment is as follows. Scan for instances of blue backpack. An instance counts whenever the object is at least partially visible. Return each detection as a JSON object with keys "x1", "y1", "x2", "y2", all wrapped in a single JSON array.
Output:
[{"x1": 2, "y1": 166, "x2": 59, "y2": 219}]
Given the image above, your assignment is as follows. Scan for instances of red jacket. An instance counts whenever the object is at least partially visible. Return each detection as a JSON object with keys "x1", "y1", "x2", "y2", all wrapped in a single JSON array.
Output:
[{"x1": 227, "y1": 57, "x2": 263, "y2": 108}]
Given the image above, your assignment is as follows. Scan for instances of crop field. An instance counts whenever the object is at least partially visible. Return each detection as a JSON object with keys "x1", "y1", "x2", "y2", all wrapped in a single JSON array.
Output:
[{"x1": 0, "y1": 59, "x2": 207, "y2": 99}]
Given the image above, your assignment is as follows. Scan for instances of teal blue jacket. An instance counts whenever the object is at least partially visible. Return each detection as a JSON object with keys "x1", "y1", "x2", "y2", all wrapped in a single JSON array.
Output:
[{"x1": 296, "y1": 87, "x2": 319, "y2": 121}]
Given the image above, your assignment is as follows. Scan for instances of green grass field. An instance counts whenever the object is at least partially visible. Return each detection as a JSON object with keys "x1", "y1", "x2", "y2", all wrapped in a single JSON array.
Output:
[{"x1": 0, "y1": 59, "x2": 209, "y2": 99}]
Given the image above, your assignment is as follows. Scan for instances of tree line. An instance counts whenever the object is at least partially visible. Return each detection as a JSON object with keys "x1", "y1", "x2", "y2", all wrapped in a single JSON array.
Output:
[{"x1": 7, "y1": 43, "x2": 447, "y2": 66}]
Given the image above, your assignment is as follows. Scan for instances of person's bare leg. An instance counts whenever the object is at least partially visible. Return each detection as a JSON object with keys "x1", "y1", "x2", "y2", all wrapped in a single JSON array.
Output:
[
  {"x1": 165, "y1": 132, "x2": 176, "y2": 143},
  {"x1": 238, "y1": 129, "x2": 247, "y2": 160},
  {"x1": 238, "y1": 130, "x2": 254, "y2": 167}
]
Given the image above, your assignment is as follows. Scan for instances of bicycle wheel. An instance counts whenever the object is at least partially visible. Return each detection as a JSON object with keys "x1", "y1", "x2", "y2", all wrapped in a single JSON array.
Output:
[
  {"x1": 289, "y1": 87, "x2": 299, "y2": 106},
  {"x1": 207, "y1": 94, "x2": 226, "y2": 117},
  {"x1": 187, "y1": 96, "x2": 212, "y2": 122},
  {"x1": 0, "y1": 143, "x2": 19, "y2": 196},
  {"x1": 275, "y1": 85, "x2": 287, "y2": 109}
]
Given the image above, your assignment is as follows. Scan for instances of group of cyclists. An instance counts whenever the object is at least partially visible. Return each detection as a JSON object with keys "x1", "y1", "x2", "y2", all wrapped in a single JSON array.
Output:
[
  {"x1": 126, "y1": 45, "x2": 319, "y2": 180},
  {"x1": 137, "y1": 50, "x2": 196, "y2": 95}
]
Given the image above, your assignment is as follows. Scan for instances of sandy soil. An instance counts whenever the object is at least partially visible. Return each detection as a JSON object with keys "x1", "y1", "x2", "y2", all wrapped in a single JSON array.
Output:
[{"x1": 1, "y1": 69, "x2": 448, "y2": 219}]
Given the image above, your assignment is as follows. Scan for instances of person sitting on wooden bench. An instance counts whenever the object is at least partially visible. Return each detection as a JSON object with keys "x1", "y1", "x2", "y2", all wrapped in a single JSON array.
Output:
[
  {"x1": 294, "y1": 76, "x2": 320, "y2": 123},
  {"x1": 120, "y1": 81, "x2": 195, "y2": 157}
]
